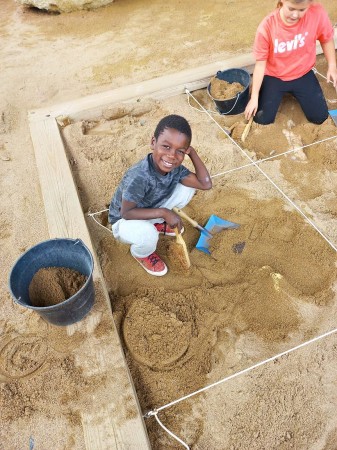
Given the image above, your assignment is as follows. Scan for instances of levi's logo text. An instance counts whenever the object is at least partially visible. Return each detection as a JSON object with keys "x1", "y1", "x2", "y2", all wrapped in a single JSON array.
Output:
[{"x1": 274, "y1": 32, "x2": 308, "y2": 53}]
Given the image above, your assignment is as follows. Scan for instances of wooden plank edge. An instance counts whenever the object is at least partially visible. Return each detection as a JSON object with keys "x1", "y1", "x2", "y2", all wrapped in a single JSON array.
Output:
[
  {"x1": 29, "y1": 116, "x2": 151, "y2": 449},
  {"x1": 28, "y1": 53, "x2": 256, "y2": 121}
]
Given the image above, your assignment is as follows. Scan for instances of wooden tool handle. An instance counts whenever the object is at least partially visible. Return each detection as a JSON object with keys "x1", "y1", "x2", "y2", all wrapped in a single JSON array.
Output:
[
  {"x1": 172, "y1": 207, "x2": 199, "y2": 228},
  {"x1": 241, "y1": 116, "x2": 253, "y2": 143}
]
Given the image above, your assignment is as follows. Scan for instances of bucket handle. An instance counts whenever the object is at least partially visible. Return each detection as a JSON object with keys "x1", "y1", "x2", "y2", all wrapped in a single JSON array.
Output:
[
  {"x1": 13, "y1": 296, "x2": 21, "y2": 305},
  {"x1": 210, "y1": 70, "x2": 247, "y2": 115},
  {"x1": 218, "y1": 93, "x2": 241, "y2": 115},
  {"x1": 207, "y1": 83, "x2": 241, "y2": 115},
  {"x1": 12, "y1": 296, "x2": 35, "y2": 310}
]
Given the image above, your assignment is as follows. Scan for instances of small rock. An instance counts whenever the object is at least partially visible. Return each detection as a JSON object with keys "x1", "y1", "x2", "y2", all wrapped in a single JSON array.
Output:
[
  {"x1": 285, "y1": 431, "x2": 293, "y2": 441},
  {"x1": 0, "y1": 155, "x2": 10, "y2": 161}
]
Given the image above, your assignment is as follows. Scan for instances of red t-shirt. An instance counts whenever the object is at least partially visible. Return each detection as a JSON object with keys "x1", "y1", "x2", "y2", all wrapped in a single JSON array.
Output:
[{"x1": 253, "y1": 3, "x2": 334, "y2": 81}]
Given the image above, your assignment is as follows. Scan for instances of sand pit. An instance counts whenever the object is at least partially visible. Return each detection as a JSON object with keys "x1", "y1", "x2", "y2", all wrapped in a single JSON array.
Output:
[
  {"x1": 2, "y1": 0, "x2": 337, "y2": 447},
  {"x1": 59, "y1": 54, "x2": 337, "y2": 448}
]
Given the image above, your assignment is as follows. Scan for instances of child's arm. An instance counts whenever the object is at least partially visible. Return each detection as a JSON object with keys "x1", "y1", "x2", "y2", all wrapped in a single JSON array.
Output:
[
  {"x1": 180, "y1": 146, "x2": 212, "y2": 190},
  {"x1": 321, "y1": 39, "x2": 337, "y2": 87},
  {"x1": 244, "y1": 60, "x2": 267, "y2": 120},
  {"x1": 120, "y1": 199, "x2": 184, "y2": 230}
]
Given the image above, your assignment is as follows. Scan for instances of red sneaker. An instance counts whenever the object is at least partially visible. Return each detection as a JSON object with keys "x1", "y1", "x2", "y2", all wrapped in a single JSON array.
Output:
[
  {"x1": 132, "y1": 252, "x2": 168, "y2": 276},
  {"x1": 154, "y1": 222, "x2": 184, "y2": 236}
]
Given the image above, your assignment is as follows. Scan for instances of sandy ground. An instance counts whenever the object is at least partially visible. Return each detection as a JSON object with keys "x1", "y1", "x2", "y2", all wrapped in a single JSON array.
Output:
[{"x1": 1, "y1": 0, "x2": 337, "y2": 449}]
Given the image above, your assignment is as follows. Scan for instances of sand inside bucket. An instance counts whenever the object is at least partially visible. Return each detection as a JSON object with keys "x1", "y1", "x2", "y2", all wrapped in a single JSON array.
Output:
[
  {"x1": 209, "y1": 76, "x2": 244, "y2": 99},
  {"x1": 29, "y1": 267, "x2": 87, "y2": 307}
]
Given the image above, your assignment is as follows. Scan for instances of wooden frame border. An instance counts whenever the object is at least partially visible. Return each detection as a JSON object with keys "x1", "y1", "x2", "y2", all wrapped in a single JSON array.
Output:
[{"x1": 28, "y1": 36, "x2": 336, "y2": 448}]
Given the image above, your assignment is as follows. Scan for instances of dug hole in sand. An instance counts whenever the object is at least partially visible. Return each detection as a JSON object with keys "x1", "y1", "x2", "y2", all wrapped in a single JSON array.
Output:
[{"x1": 60, "y1": 53, "x2": 337, "y2": 449}]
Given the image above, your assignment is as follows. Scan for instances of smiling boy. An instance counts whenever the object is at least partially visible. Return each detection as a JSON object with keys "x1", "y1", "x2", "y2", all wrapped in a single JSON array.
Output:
[{"x1": 108, "y1": 114, "x2": 212, "y2": 276}]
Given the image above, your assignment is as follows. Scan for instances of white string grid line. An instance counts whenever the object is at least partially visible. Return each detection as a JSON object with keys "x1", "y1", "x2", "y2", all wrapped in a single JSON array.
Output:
[
  {"x1": 143, "y1": 81, "x2": 337, "y2": 446},
  {"x1": 210, "y1": 133, "x2": 337, "y2": 179},
  {"x1": 186, "y1": 88, "x2": 337, "y2": 253},
  {"x1": 88, "y1": 209, "x2": 111, "y2": 233},
  {"x1": 187, "y1": 85, "x2": 337, "y2": 176},
  {"x1": 87, "y1": 80, "x2": 337, "y2": 447},
  {"x1": 145, "y1": 328, "x2": 337, "y2": 449}
]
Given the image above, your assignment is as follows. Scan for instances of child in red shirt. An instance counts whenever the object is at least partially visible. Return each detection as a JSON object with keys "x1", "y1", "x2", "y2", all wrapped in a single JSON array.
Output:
[{"x1": 245, "y1": 0, "x2": 337, "y2": 125}]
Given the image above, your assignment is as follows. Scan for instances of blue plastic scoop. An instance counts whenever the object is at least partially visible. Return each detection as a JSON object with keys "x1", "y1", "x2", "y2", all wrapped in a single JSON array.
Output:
[
  {"x1": 195, "y1": 214, "x2": 240, "y2": 255},
  {"x1": 329, "y1": 109, "x2": 337, "y2": 126},
  {"x1": 173, "y1": 207, "x2": 240, "y2": 255}
]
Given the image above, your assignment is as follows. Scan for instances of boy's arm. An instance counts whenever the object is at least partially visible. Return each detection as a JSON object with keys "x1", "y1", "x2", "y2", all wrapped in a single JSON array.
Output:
[
  {"x1": 120, "y1": 199, "x2": 183, "y2": 230},
  {"x1": 180, "y1": 146, "x2": 212, "y2": 190}
]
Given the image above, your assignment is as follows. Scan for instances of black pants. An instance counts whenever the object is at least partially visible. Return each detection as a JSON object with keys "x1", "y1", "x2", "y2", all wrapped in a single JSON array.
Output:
[{"x1": 254, "y1": 70, "x2": 328, "y2": 125}]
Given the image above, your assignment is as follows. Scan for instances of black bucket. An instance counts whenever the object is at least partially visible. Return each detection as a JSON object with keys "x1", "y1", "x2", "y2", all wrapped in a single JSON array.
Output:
[
  {"x1": 208, "y1": 68, "x2": 250, "y2": 115},
  {"x1": 8, "y1": 238, "x2": 95, "y2": 326}
]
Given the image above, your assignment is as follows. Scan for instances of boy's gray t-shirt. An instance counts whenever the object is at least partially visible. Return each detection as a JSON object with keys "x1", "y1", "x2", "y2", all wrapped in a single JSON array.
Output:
[{"x1": 109, "y1": 153, "x2": 190, "y2": 224}]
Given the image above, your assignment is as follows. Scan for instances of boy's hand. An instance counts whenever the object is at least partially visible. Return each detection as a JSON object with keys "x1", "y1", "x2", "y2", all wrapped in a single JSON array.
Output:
[
  {"x1": 163, "y1": 209, "x2": 184, "y2": 232},
  {"x1": 180, "y1": 145, "x2": 212, "y2": 190},
  {"x1": 185, "y1": 146, "x2": 195, "y2": 156}
]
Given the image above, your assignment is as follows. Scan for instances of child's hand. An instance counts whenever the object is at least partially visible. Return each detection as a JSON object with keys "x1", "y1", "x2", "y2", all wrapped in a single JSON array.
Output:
[
  {"x1": 327, "y1": 67, "x2": 337, "y2": 88},
  {"x1": 181, "y1": 145, "x2": 212, "y2": 190},
  {"x1": 245, "y1": 97, "x2": 258, "y2": 120},
  {"x1": 185, "y1": 146, "x2": 195, "y2": 156},
  {"x1": 164, "y1": 209, "x2": 184, "y2": 232}
]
